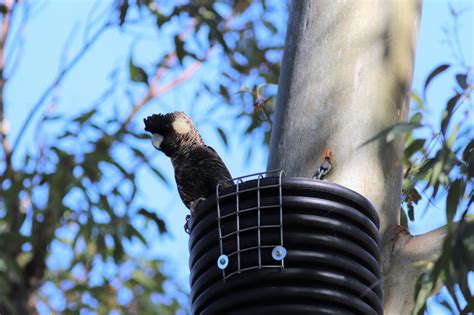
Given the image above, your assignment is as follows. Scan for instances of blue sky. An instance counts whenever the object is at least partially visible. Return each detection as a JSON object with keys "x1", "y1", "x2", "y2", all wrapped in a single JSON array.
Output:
[{"x1": 3, "y1": 0, "x2": 473, "y2": 314}]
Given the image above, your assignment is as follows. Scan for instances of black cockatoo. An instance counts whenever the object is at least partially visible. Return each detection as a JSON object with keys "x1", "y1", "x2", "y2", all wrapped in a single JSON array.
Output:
[{"x1": 144, "y1": 112, "x2": 232, "y2": 229}]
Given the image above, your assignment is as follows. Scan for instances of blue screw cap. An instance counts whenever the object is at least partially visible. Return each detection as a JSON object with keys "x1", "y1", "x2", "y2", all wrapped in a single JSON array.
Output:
[
  {"x1": 217, "y1": 255, "x2": 229, "y2": 269},
  {"x1": 272, "y1": 246, "x2": 287, "y2": 261}
]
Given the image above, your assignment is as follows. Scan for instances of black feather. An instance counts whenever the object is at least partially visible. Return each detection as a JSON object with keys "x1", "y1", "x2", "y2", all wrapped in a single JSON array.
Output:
[
  {"x1": 173, "y1": 145, "x2": 232, "y2": 208},
  {"x1": 144, "y1": 112, "x2": 232, "y2": 215}
]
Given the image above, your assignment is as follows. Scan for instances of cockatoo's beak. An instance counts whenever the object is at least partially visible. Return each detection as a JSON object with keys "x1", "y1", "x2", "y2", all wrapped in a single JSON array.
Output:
[{"x1": 152, "y1": 134, "x2": 164, "y2": 150}]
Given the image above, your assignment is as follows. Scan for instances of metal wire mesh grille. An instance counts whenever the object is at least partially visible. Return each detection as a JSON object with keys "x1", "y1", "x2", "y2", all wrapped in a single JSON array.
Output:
[{"x1": 216, "y1": 170, "x2": 286, "y2": 280}]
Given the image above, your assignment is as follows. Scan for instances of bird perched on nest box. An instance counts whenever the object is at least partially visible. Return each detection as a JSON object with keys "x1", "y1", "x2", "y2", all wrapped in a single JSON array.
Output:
[{"x1": 144, "y1": 112, "x2": 232, "y2": 228}]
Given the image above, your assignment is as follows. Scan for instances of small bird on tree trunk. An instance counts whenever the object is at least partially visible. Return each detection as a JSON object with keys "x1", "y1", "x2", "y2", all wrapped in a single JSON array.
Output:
[
  {"x1": 144, "y1": 112, "x2": 232, "y2": 232},
  {"x1": 312, "y1": 148, "x2": 333, "y2": 180}
]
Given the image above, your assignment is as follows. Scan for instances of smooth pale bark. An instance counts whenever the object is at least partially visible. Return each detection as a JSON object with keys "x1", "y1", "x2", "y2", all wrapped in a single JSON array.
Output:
[{"x1": 267, "y1": 1, "x2": 433, "y2": 314}]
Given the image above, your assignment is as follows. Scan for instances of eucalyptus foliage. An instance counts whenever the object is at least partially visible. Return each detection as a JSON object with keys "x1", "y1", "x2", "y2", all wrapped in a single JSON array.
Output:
[{"x1": 0, "y1": 0, "x2": 284, "y2": 314}]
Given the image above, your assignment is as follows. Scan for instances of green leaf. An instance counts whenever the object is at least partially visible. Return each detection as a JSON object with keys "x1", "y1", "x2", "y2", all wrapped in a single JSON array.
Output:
[
  {"x1": 44, "y1": 114, "x2": 63, "y2": 121},
  {"x1": 411, "y1": 92, "x2": 424, "y2": 110},
  {"x1": 441, "y1": 93, "x2": 462, "y2": 135},
  {"x1": 216, "y1": 127, "x2": 228, "y2": 147},
  {"x1": 430, "y1": 160, "x2": 444, "y2": 187},
  {"x1": 130, "y1": 147, "x2": 146, "y2": 160},
  {"x1": 387, "y1": 123, "x2": 423, "y2": 142},
  {"x1": 262, "y1": 20, "x2": 278, "y2": 34},
  {"x1": 113, "y1": 234, "x2": 124, "y2": 262},
  {"x1": 424, "y1": 64, "x2": 450, "y2": 99},
  {"x1": 456, "y1": 73, "x2": 468, "y2": 89},
  {"x1": 129, "y1": 132, "x2": 150, "y2": 140},
  {"x1": 126, "y1": 225, "x2": 147, "y2": 245},
  {"x1": 412, "y1": 272, "x2": 435, "y2": 315},
  {"x1": 118, "y1": 0, "x2": 129, "y2": 26},
  {"x1": 73, "y1": 108, "x2": 97, "y2": 125},
  {"x1": 219, "y1": 85, "x2": 230, "y2": 102},
  {"x1": 174, "y1": 35, "x2": 185, "y2": 65},
  {"x1": 361, "y1": 122, "x2": 423, "y2": 146},
  {"x1": 138, "y1": 208, "x2": 167, "y2": 234},
  {"x1": 129, "y1": 57, "x2": 149, "y2": 84},
  {"x1": 462, "y1": 140, "x2": 474, "y2": 178},
  {"x1": 156, "y1": 12, "x2": 171, "y2": 28},
  {"x1": 410, "y1": 112, "x2": 423, "y2": 123},
  {"x1": 132, "y1": 269, "x2": 157, "y2": 291},
  {"x1": 407, "y1": 202, "x2": 415, "y2": 221},
  {"x1": 405, "y1": 139, "x2": 425, "y2": 159},
  {"x1": 0, "y1": 4, "x2": 8, "y2": 16},
  {"x1": 0, "y1": 232, "x2": 30, "y2": 251},
  {"x1": 400, "y1": 207, "x2": 408, "y2": 227},
  {"x1": 446, "y1": 122, "x2": 460, "y2": 149},
  {"x1": 407, "y1": 188, "x2": 422, "y2": 205},
  {"x1": 404, "y1": 158, "x2": 436, "y2": 193},
  {"x1": 446, "y1": 178, "x2": 465, "y2": 223},
  {"x1": 149, "y1": 166, "x2": 169, "y2": 185}
]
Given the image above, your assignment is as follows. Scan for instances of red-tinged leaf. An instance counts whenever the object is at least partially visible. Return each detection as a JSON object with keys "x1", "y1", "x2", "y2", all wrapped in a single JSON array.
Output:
[{"x1": 423, "y1": 64, "x2": 450, "y2": 99}]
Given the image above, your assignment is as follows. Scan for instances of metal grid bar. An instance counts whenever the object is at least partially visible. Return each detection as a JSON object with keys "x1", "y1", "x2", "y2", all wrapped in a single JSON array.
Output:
[
  {"x1": 218, "y1": 204, "x2": 278, "y2": 220},
  {"x1": 224, "y1": 265, "x2": 284, "y2": 279},
  {"x1": 278, "y1": 170, "x2": 285, "y2": 269},
  {"x1": 217, "y1": 183, "x2": 282, "y2": 198},
  {"x1": 226, "y1": 244, "x2": 281, "y2": 257},
  {"x1": 257, "y1": 174, "x2": 262, "y2": 269},
  {"x1": 216, "y1": 179, "x2": 225, "y2": 279},
  {"x1": 235, "y1": 178, "x2": 241, "y2": 273},
  {"x1": 216, "y1": 170, "x2": 286, "y2": 280},
  {"x1": 219, "y1": 225, "x2": 281, "y2": 240}
]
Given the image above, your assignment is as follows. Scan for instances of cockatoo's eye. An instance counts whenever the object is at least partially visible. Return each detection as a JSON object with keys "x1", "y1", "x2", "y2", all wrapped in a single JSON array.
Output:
[{"x1": 152, "y1": 133, "x2": 164, "y2": 149}]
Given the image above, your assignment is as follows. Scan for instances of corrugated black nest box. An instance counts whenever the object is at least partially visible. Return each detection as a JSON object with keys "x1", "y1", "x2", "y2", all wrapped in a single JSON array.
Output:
[{"x1": 188, "y1": 171, "x2": 382, "y2": 315}]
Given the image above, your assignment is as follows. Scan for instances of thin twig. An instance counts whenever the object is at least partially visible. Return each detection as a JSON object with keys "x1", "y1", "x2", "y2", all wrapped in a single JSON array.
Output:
[
  {"x1": 122, "y1": 53, "x2": 206, "y2": 130},
  {"x1": 4, "y1": 0, "x2": 30, "y2": 80},
  {"x1": 120, "y1": 8, "x2": 238, "y2": 130},
  {"x1": 11, "y1": 20, "x2": 112, "y2": 160},
  {"x1": 0, "y1": 0, "x2": 15, "y2": 167}
]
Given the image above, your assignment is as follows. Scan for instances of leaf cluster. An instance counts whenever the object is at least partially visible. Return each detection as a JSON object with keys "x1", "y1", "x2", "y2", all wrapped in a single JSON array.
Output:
[
  {"x1": 118, "y1": 0, "x2": 284, "y2": 153},
  {"x1": 405, "y1": 59, "x2": 473, "y2": 314}
]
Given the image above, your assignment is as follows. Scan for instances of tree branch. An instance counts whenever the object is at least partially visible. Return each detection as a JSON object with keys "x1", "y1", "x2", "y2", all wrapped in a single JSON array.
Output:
[
  {"x1": 383, "y1": 219, "x2": 473, "y2": 314},
  {"x1": 0, "y1": 0, "x2": 15, "y2": 168},
  {"x1": 122, "y1": 57, "x2": 204, "y2": 130}
]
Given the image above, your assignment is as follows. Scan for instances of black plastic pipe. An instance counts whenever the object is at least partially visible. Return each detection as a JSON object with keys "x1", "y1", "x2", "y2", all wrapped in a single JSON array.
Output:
[{"x1": 188, "y1": 177, "x2": 382, "y2": 315}]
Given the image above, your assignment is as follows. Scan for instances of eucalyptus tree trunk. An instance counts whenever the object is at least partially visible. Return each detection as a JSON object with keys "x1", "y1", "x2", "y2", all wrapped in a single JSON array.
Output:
[{"x1": 266, "y1": 1, "x2": 443, "y2": 314}]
